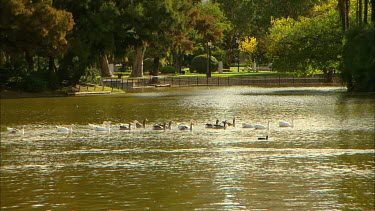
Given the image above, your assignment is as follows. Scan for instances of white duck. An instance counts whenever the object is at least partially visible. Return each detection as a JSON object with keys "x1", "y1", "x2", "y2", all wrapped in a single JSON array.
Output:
[
  {"x1": 89, "y1": 121, "x2": 111, "y2": 132},
  {"x1": 178, "y1": 121, "x2": 194, "y2": 131},
  {"x1": 56, "y1": 125, "x2": 73, "y2": 133},
  {"x1": 7, "y1": 126, "x2": 25, "y2": 135},
  {"x1": 242, "y1": 123, "x2": 254, "y2": 128},
  {"x1": 254, "y1": 120, "x2": 272, "y2": 130},
  {"x1": 279, "y1": 119, "x2": 294, "y2": 127}
]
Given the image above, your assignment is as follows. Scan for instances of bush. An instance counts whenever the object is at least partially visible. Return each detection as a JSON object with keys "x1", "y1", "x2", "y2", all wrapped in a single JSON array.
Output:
[
  {"x1": 190, "y1": 55, "x2": 218, "y2": 74},
  {"x1": 21, "y1": 72, "x2": 48, "y2": 92},
  {"x1": 160, "y1": 66, "x2": 176, "y2": 74}
]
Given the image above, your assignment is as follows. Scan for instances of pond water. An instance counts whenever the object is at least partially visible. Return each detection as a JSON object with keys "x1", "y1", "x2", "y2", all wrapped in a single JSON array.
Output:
[{"x1": 1, "y1": 86, "x2": 374, "y2": 210}]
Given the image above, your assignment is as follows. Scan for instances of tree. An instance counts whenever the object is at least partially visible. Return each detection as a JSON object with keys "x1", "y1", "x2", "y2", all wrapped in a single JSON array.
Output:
[
  {"x1": 339, "y1": 0, "x2": 375, "y2": 91},
  {"x1": 0, "y1": 0, "x2": 74, "y2": 88},
  {"x1": 266, "y1": 2, "x2": 343, "y2": 81},
  {"x1": 239, "y1": 36, "x2": 257, "y2": 65},
  {"x1": 119, "y1": 0, "x2": 190, "y2": 78},
  {"x1": 191, "y1": 2, "x2": 228, "y2": 77},
  {"x1": 341, "y1": 25, "x2": 375, "y2": 91}
]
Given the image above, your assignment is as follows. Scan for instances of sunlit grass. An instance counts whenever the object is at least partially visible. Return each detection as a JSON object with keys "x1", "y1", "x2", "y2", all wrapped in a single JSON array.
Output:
[
  {"x1": 110, "y1": 69, "x2": 283, "y2": 79},
  {"x1": 62, "y1": 85, "x2": 124, "y2": 93}
]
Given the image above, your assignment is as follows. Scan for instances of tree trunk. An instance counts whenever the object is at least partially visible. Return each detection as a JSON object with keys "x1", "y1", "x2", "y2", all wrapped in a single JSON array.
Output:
[
  {"x1": 338, "y1": 0, "x2": 350, "y2": 31},
  {"x1": 0, "y1": 50, "x2": 5, "y2": 67},
  {"x1": 49, "y1": 56, "x2": 58, "y2": 89},
  {"x1": 24, "y1": 50, "x2": 34, "y2": 71},
  {"x1": 324, "y1": 69, "x2": 334, "y2": 83},
  {"x1": 359, "y1": 0, "x2": 362, "y2": 26},
  {"x1": 371, "y1": 0, "x2": 375, "y2": 22},
  {"x1": 151, "y1": 57, "x2": 160, "y2": 84},
  {"x1": 130, "y1": 42, "x2": 144, "y2": 78},
  {"x1": 99, "y1": 54, "x2": 112, "y2": 77},
  {"x1": 172, "y1": 51, "x2": 180, "y2": 74},
  {"x1": 364, "y1": 0, "x2": 368, "y2": 24},
  {"x1": 345, "y1": 0, "x2": 350, "y2": 29}
]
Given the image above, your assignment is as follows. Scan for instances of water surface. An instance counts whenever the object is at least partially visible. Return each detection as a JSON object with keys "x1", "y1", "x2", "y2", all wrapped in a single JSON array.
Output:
[{"x1": 1, "y1": 86, "x2": 374, "y2": 210}]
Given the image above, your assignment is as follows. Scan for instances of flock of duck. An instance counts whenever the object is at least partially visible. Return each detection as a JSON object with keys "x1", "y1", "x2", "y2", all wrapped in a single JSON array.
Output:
[{"x1": 5, "y1": 118, "x2": 294, "y2": 140}]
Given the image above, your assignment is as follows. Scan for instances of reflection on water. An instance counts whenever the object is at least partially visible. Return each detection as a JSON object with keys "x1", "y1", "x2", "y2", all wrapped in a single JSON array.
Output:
[{"x1": 1, "y1": 86, "x2": 374, "y2": 210}]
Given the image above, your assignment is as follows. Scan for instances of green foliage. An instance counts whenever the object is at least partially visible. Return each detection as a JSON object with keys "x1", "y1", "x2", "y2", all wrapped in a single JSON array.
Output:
[
  {"x1": 342, "y1": 25, "x2": 375, "y2": 92},
  {"x1": 160, "y1": 66, "x2": 176, "y2": 74},
  {"x1": 21, "y1": 71, "x2": 49, "y2": 93},
  {"x1": 143, "y1": 58, "x2": 154, "y2": 72},
  {"x1": 79, "y1": 67, "x2": 101, "y2": 85},
  {"x1": 190, "y1": 54, "x2": 218, "y2": 74},
  {"x1": 266, "y1": 3, "x2": 343, "y2": 77}
]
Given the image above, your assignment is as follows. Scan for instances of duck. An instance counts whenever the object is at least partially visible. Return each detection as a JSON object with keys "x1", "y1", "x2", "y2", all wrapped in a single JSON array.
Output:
[
  {"x1": 90, "y1": 121, "x2": 111, "y2": 132},
  {"x1": 88, "y1": 121, "x2": 111, "y2": 130},
  {"x1": 206, "y1": 119, "x2": 220, "y2": 128},
  {"x1": 165, "y1": 121, "x2": 173, "y2": 130},
  {"x1": 120, "y1": 123, "x2": 134, "y2": 130},
  {"x1": 242, "y1": 123, "x2": 254, "y2": 128},
  {"x1": 135, "y1": 119, "x2": 148, "y2": 129},
  {"x1": 7, "y1": 126, "x2": 25, "y2": 135},
  {"x1": 213, "y1": 120, "x2": 227, "y2": 129},
  {"x1": 226, "y1": 117, "x2": 236, "y2": 127},
  {"x1": 258, "y1": 135, "x2": 269, "y2": 140},
  {"x1": 56, "y1": 125, "x2": 73, "y2": 133},
  {"x1": 178, "y1": 121, "x2": 194, "y2": 131},
  {"x1": 254, "y1": 120, "x2": 272, "y2": 130},
  {"x1": 279, "y1": 119, "x2": 294, "y2": 127},
  {"x1": 153, "y1": 123, "x2": 166, "y2": 130}
]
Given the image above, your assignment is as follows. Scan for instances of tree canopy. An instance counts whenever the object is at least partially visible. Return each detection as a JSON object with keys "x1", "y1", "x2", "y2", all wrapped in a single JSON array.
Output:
[{"x1": 0, "y1": 0, "x2": 374, "y2": 91}]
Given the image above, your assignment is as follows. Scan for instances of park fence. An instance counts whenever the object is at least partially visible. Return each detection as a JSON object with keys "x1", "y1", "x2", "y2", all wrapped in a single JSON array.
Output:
[{"x1": 101, "y1": 75, "x2": 341, "y2": 89}]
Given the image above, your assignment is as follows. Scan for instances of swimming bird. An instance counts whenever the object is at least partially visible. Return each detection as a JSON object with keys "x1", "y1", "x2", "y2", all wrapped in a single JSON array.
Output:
[
  {"x1": 258, "y1": 135, "x2": 269, "y2": 140},
  {"x1": 178, "y1": 121, "x2": 194, "y2": 131},
  {"x1": 153, "y1": 123, "x2": 166, "y2": 130},
  {"x1": 90, "y1": 121, "x2": 111, "y2": 132},
  {"x1": 206, "y1": 119, "x2": 220, "y2": 128},
  {"x1": 135, "y1": 119, "x2": 148, "y2": 128},
  {"x1": 56, "y1": 125, "x2": 73, "y2": 133},
  {"x1": 7, "y1": 126, "x2": 25, "y2": 135},
  {"x1": 213, "y1": 120, "x2": 227, "y2": 129},
  {"x1": 254, "y1": 120, "x2": 272, "y2": 130},
  {"x1": 88, "y1": 121, "x2": 111, "y2": 130},
  {"x1": 120, "y1": 123, "x2": 134, "y2": 130},
  {"x1": 165, "y1": 121, "x2": 173, "y2": 130},
  {"x1": 226, "y1": 117, "x2": 236, "y2": 127},
  {"x1": 279, "y1": 119, "x2": 294, "y2": 127},
  {"x1": 242, "y1": 123, "x2": 254, "y2": 128}
]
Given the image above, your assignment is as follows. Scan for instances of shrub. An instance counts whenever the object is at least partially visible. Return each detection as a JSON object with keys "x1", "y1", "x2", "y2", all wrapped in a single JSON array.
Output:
[
  {"x1": 21, "y1": 73, "x2": 48, "y2": 92},
  {"x1": 190, "y1": 55, "x2": 218, "y2": 74},
  {"x1": 160, "y1": 66, "x2": 176, "y2": 74}
]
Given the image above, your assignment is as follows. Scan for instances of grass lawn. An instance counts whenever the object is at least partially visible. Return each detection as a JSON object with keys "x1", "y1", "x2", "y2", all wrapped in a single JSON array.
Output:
[
  {"x1": 63, "y1": 85, "x2": 125, "y2": 93},
  {"x1": 110, "y1": 68, "x2": 284, "y2": 79}
]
